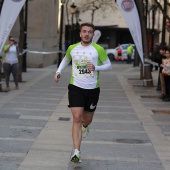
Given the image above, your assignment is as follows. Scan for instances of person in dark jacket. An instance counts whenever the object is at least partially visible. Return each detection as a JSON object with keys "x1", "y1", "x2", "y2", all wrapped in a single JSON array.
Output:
[{"x1": 157, "y1": 46, "x2": 167, "y2": 99}]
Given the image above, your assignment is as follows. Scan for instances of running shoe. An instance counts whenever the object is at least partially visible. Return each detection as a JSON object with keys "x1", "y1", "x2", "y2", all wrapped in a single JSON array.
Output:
[
  {"x1": 82, "y1": 126, "x2": 90, "y2": 138},
  {"x1": 70, "y1": 149, "x2": 81, "y2": 163}
]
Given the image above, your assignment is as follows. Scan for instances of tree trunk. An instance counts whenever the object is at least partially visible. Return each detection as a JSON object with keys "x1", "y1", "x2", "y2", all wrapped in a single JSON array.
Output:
[
  {"x1": 18, "y1": 8, "x2": 24, "y2": 82},
  {"x1": 135, "y1": 0, "x2": 153, "y2": 87},
  {"x1": 161, "y1": 0, "x2": 167, "y2": 45}
]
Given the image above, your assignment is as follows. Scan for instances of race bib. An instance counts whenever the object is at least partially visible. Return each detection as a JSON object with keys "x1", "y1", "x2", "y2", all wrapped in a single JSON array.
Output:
[{"x1": 75, "y1": 62, "x2": 91, "y2": 77}]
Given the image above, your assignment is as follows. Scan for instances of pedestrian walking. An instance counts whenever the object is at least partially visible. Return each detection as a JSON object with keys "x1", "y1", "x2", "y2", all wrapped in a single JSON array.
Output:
[
  {"x1": 54, "y1": 22, "x2": 112, "y2": 163},
  {"x1": 3, "y1": 36, "x2": 19, "y2": 91}
]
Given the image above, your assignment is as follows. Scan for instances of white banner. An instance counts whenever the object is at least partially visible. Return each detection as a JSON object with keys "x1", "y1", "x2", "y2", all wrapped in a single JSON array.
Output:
[
  {"x1": 116, "y1": 0, "x2": 144, "y2": 63},
  {"x1": 0, "y1": 0, "x2": 26, "y2": 53},
  {"x1": 92, "y1": 30, "x2": 101, "y2": 43}
]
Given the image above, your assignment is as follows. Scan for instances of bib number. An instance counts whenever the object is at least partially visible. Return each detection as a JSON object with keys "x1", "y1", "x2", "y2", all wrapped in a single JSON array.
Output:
[{"x1": 79, "y1": 68, "x2": 91, "y2": 75}]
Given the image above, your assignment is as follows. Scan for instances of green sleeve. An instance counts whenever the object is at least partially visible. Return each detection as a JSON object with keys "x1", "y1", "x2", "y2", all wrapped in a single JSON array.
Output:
[
  {"x1": 66, "y1": 43, "x2": 79, "y2": 59},
  {"x1": 92, "y1": 43, "x2": 108, "y2": 62}
]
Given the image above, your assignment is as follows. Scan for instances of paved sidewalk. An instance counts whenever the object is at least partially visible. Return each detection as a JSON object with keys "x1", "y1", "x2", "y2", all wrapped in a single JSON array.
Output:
[{"x1": 0, "y1": 63, "x2": 170, "y2": 170}]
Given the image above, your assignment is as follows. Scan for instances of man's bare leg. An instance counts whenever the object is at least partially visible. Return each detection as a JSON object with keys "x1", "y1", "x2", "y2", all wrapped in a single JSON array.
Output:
[
  {"x1": 82, "y1": 112, "x2": 94, "y2": 138},
  {"x1": 71, "y1": 107, "x2": 84, "y2": 150},
  {"x1": 82, "y1": 111, "x2": 94, "y2": 126}
]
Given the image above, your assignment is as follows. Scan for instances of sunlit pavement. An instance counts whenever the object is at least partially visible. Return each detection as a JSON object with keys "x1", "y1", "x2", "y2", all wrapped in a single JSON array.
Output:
[{"x1": 0, "y1": 62, "x2": 170, "y2": 170}]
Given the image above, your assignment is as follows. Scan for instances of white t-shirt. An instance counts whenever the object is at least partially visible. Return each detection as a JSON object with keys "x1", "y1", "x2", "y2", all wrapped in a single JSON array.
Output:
[
  {"x1": 5, "y1": 45, "x2": 18, "y2": 63},
  {"x1": 57, "y1": 42, "x2": 111, "y2": 89}
]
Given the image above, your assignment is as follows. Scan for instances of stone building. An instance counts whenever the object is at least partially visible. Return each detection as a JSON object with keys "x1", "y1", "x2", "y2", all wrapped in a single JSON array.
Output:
[
  {"x1": 10, "y1": 0, "x2": 170, "y2": 68},
  {"x1": 11, "y1": 0, "x2": 60, "y2": 68},
  {"x1": 66, "y1": 0, "x2": 133, "y2": 49}
]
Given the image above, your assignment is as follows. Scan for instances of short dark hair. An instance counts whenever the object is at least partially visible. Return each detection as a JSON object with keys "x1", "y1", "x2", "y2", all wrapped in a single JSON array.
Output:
[
  {"x1": 80, "y1": 22, "x2": 95, "y2": 32},
  {"x1": 166, "y1": 47, "x2": 170, "y2": 53},
  {"x1": 159, "y1": 46, "x2": 167, "y2": 51},
  {"x1": 8, "y1": 36, "x2": 13, "y2": 40}
]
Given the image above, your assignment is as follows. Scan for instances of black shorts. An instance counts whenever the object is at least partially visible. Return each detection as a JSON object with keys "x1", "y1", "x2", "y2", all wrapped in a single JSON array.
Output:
[{"x1": 68, "y1": 84, "x2": 100, "y2": 112}]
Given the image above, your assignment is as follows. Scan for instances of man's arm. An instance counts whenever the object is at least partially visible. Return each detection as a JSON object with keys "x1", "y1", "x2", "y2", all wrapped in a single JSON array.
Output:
[
  {"x1": 94, "y1": 59, "x2": 112, "y2": 71},
  {"x1": 54, "y1": 56, "x2": 71, "y2": 82}
]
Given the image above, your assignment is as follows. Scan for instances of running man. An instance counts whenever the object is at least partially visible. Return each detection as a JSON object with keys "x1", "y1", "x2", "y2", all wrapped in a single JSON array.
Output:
[{"x1": 54, "y1": 22, "x2": 112, "y2": 163}]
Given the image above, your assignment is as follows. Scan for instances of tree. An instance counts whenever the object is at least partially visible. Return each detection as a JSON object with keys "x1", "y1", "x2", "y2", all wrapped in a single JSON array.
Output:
[
  {"x1": 135, "y1": 0, "x2": 153, "y2": 87},
  {"x1": 79, "y1": 0, "x2": 117, "y2": 24}
]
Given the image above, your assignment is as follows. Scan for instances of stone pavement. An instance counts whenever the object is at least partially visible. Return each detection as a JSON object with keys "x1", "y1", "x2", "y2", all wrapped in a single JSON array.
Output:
[{"x1": 0, "y1": 63, "x2": 170, "y2": 170}]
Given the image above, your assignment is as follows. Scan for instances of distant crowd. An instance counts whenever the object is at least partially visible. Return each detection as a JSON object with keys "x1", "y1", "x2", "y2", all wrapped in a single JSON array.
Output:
[{"x1": 150, "y1": 43, "x2": 170, "y2": 102}]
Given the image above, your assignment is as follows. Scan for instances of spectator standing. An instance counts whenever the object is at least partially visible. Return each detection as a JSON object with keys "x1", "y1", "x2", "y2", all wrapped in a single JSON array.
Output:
[
  {"x1": 116, "y1": 44, "x2": 123, "y2": 61},
  {"x1": 127, "y1": 43, "x2": 133, "y2": 64},
  {"x1": 157, "y1": 46, "x2": 167, "y2": 99},
  {"x1": 161, "y1": 48, "x2": 170, "y2": 101},
  {"x1": 3, "y1": 36, "x2": 19, "y2": 91}
]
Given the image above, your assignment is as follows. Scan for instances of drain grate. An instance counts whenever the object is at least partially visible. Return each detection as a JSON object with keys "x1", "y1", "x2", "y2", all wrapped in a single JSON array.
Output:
[
  {"x1": 152, "y1": 110, "x2": 170, "y2": 115},
  {"x1": 58, "y1": 117, "x2": 70, "y2": 121},
  {"x1": 115, "y1": 138, "x2": 144, "y2": 144}
]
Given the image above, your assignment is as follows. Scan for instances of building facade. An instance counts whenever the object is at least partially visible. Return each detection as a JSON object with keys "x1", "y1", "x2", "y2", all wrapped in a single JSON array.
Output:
[
  {"x1": 10, "y1": 0, "x2": 170, "y2": 68},
  {"x1": 66, "y1": 0, "x2": 133, "y2": 49},
  {"x1": 11, "y1": 0, "x2": 60, "y2": 68}
]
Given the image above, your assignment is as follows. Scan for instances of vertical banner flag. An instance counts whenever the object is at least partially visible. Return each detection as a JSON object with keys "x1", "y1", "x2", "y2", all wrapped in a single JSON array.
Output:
[
  {"x1": 116, "y1": 0, "x2": 144, "y2": 63},
  {"x1": 0, "y1": 0, "x2": 26, "y2": 53},
  {"x1": 92, "y1": 30, "x2": 101, "y2": 43}
]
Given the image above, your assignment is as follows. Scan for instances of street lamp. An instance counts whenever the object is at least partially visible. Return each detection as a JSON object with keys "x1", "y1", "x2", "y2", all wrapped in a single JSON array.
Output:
[
  {"x1": 22, "y1": 0, "x2": 33, "y2": 72},
  {"x1": 57, "y1": 0, "x2": 66, "y2": 67},
  {"x1": 75, "y1": 9, "x2": 80, "y2": 22},
  {"x1": 70, "y1": 3, "x2": 76, "y2": 44},
  {"x1": 22, "y1": 0, "x2": 28, "y2": 72},
  {"x1": 75, "y1": 9, "x2": 80, "y2": 43}
]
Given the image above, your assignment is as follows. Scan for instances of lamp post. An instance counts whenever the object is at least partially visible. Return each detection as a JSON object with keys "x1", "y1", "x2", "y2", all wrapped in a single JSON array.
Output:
[
  {"x1": 75, "y1": 9, "x2": 80, "y2": 24},
  {"x1": 58, "y1": 0, "x2": 66, "y2": 67},
  {"x1": 75, "y1": 9, "x2": 80, "y2": 43},
  {"x1": 22, "y1": 0, "x2": 28, "y2": 72},
  {"x1": 147, "y1": 4, "x2": 157, "y2": 72},
  {"x1": 70, "y1": 3, "x2": 76, "y2": 44}
]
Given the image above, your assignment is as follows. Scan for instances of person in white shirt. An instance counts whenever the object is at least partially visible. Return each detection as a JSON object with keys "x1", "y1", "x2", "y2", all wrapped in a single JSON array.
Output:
[
  {"x1": 54, "y1": 23, "x2": 112, "y2": 163},
  {"x1": 3, "y1": 36, "x2": 19, "y2": 91}
]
